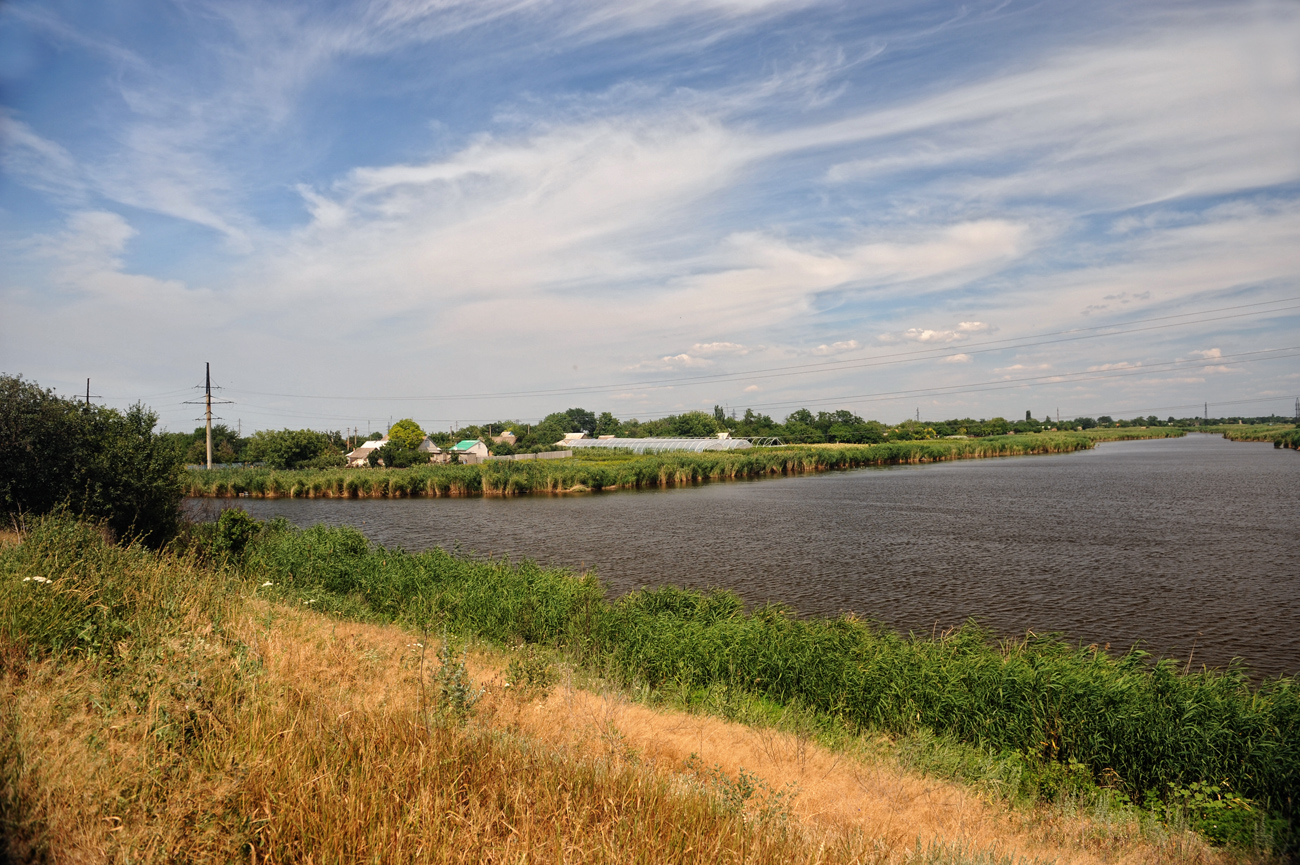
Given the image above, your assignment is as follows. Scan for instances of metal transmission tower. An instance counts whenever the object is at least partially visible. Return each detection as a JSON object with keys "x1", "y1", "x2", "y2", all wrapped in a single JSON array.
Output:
[
  {"x1": 1295, "y1": 397, "x2": 1299, "y2": 421},
  {"x1": 183, "y1": 363, "x2": 233, "y2": 469}
]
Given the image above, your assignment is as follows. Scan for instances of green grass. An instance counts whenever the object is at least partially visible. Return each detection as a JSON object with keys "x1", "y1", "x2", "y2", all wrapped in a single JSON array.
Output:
[
  {"x1": 1206, "y1": 424, "x2": 1297, "y2": 443},
  {"x1": 184, "y1": 434, "x2": 1099, "y2": 498},
  {"x1": 233, "y1": 519, "x2": 1297, "y2": 846}
]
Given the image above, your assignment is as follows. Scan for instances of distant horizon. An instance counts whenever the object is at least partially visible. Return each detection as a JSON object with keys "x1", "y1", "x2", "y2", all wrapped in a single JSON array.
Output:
[{"x1": 3, "y1": 1, "x2": 1298, "y2": 431}]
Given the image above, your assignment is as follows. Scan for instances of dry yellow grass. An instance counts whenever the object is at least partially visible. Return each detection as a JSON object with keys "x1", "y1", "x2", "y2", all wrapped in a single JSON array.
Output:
[{"x1": 0, "y1": 599, "x2": 1260, "y2": 865}]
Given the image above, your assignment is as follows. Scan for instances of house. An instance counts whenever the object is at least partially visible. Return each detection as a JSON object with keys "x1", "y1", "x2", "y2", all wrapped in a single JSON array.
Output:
[
  {"x1": 346, "y1": 437, "x2": 387, "y2": 467},
  {"x1": 449, "y1": 439, "x2": 490, "y2": 464},
  {"x1": 417, "y1": 438, "x2": 441, "y2": 454},
  {"x1": 556, "y1": 431, "x2": 587, "y2": 445},
  {"x1": 490, "y1": 431, "x2": 517, "y2": 445}
]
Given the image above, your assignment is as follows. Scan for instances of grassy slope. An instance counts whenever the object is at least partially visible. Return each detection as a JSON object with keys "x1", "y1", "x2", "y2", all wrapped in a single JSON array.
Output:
[
  {"x1": 0, "y1": 520, "x2": 1256, "y2": 864},
  {"x1": 184, "y1": 434, "x2": 1102, "y2": 498}
]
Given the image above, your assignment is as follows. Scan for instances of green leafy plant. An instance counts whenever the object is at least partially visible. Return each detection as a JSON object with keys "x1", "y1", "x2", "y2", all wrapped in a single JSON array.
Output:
[
  {"x1": 504, "y1": 643, "x2": 557, "y2": 700},
  {"x1": 435, "y1": 633, "x2": 484, "y2": 724}
]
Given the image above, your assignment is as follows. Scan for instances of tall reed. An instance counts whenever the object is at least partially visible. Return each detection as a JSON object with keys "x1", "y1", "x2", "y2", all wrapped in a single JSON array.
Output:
[{"x1": 184, "y1": 434, "x2": 1099, "y2": 499}]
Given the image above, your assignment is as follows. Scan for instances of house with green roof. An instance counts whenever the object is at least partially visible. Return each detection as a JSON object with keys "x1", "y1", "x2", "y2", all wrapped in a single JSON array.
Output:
[{"x1": 449, "y1": 439, "x2": 490, "y2": 463}]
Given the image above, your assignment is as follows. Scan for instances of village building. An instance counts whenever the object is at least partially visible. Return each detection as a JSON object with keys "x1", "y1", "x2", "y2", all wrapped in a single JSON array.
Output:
[
  {"x1": 345, "y1": 437, "x2": 386, "y2": 467},
  {"x1": 449, "y1": 439, "x2": 490, "y2": 464}
]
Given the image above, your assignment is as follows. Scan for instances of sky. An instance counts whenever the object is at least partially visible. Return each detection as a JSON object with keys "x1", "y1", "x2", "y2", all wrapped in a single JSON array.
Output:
[{"x1": 2, "y1": 0, "x2": 1298, "y2": 434}]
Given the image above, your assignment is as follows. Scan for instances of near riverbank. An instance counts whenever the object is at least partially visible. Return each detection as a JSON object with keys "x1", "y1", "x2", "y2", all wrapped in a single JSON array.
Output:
[
  {"x1": 2, "y1": 515, "x2": 1290, "y2": 863},
  {"x1": 183, "y1": 430, "x2": 1183, "y2": 499}
]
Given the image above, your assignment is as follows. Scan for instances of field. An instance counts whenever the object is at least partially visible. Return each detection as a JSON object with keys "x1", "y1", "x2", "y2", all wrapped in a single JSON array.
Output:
[
  {"x1": 3, "y1": 515, "x2": 1286, "y2": 863},
  {"x1": 183, "y1": 434, "x2": 1108, "y2": 499}
]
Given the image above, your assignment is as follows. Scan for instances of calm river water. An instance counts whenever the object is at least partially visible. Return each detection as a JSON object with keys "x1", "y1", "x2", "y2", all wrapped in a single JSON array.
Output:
[{"x1": 199, "y1": 435, "x2": 1300, "y2": 678}]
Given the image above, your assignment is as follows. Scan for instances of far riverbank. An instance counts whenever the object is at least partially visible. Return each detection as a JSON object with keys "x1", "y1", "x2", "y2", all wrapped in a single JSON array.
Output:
[{"x1": 183, "y1": 428, "x2": 1185, "y2": 499}]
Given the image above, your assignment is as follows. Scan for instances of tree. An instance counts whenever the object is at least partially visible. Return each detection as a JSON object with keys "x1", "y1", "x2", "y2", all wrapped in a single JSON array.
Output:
[
  {"x1": 0, "y1": 374, "x2": 184, "y2": 545},
  {"x1": 564, "y1": 407, "x2": 596, "y2": 434},
  {"x1": 388, "y1": 418, "x2": 425, "y2": 450},
  {"x1": 243, "y1": 429, "x2": 338, "y2": 469},
  {"x1": 664, "y1": 411, "x2": 717, "y2": 437},
  {"x1": 595, "y1": 412, "x2": 620, "y2": 437}
]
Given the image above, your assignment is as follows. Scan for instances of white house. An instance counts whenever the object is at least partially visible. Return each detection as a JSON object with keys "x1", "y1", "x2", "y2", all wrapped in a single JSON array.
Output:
[
  {"x1": 346, "y1": 437, "x2": 386, "y2": 467},
  {"x1": 449, "y1": 439, "x2": 490, "y2": 463}
]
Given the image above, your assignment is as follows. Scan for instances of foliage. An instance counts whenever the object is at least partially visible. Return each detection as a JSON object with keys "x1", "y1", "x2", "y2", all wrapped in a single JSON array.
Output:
[
  {"x1": 373, "y1": 442, "x2": 422, "y2": 468},
  {"x1": 504, "y1": 643, "x2": 558, "y2": 700},
  {"x1": 212, "y1": 507, "x2": 259, "y2": 559},
  {"x1": 242, "y1": 428, "x2": 339, "y2": 469},
  {"x1": 183, "y1": 434, "x2": 1101, "y2": 499},
  {"x1": 387, "y1": 418, "x2": 425, "y2": 450},
  {"x1": 434, "y1": 632, "x2": 484, "y2": 724},
  {"x1": 0, "y1": 374, "x2": 184, "y2": 545}
]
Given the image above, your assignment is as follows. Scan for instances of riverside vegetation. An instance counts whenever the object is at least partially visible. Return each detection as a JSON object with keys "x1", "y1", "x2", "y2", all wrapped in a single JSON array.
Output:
[
  {"x1": 2, "y1": 513, "x2": 1295, "y2": 863},
  {"x1": 182, "y1": 430, "x2": 1166, "y2": 499}
]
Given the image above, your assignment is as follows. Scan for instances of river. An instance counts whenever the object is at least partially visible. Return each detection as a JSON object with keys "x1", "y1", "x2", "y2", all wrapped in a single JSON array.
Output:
[{"x1": 194, "y1": 435, "x2": 1300, "y2": 678}]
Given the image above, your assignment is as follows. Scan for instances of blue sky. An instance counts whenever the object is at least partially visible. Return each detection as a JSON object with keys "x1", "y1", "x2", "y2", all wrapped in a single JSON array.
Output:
[{"x1": 2, "y1": 0, "x2": 1297, "y2": 433}]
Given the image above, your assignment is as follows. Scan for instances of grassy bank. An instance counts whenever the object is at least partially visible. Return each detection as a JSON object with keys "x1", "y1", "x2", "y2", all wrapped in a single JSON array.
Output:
[
  {"x1": 2, "y1": 516, "x2": 1278, "y2": 863},
  {"x1": 1081, "y1": 428, "x2": 1187, "y2": 441},
  {"x1": 183, "y1": 434, "x2": 1100, "y2": 498},
  {"x1": 228, "y1": 517, "x2": 1296, "y2": 847},
  {"x1": 1201, "y1": 425, "x2": 1297, "y2": 443}
]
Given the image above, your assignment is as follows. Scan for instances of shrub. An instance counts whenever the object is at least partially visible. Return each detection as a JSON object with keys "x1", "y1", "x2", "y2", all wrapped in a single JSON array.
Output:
[{"x1": 0, "y1": 374, "x2": 184, "y2": 545}]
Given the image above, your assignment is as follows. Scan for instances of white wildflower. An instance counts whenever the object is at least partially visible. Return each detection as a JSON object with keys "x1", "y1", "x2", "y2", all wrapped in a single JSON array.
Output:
[
  {"x1": 22, "y1": 576, "x2": 52, "y2": 584},
  {"x1": 261, "y1": 581, "x2": 274, "y2": 587}
]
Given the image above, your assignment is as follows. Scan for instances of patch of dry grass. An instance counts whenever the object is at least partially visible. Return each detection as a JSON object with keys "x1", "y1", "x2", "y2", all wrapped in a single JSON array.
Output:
[{"x1": 0, "y1": 523, "x2": 1274, "y2": 864}]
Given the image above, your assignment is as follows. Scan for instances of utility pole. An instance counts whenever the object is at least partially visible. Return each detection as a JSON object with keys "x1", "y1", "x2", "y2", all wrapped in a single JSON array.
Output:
[
  {"x1": 915, "y1": 407, "x2": 920, "y2": 422},
  {"x1": 184, "y1": 363, "x2": 231, "y2": 470},
  {"x1": 1294, "y1": 397, "x2": 1298, "y2": 421},
  {"x1": 1204, "y1": 402, "x2": 1208, "y2": 424},
  {"x1": 205, "y1": 362, "x2": 213, "y2": 470},
  {"x1": 82, "y1": 379, "x2": 100, "y2": 407}
]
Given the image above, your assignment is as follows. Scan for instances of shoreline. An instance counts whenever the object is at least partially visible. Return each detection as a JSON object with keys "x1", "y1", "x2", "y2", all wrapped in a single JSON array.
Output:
[{"x1": 183, "y1": 429, "x2": 1188, "y2": 500}]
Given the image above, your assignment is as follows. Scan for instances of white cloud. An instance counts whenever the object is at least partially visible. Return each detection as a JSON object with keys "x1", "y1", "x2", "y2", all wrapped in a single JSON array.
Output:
[
  {"x1": 941, "y1": 353, "x2": 971, "y2": 363},
  {"x1": 0, "y1": 114, "x2": 88, "y2": 204},
  {"x1": 1190, "y1": 348, "x2": 1223, "y2": 360},
  {"x1": 817, "y1": 12, "x2": 1300, "y2": 208},
  {"x1": 1087, "y1": 361, "x2": 1140, "y2": 372},
  {"x1": 29, "y1": 211, "x2": 190, "y2": 302},
  {"x1": 691, "y1": 341, "x2": 748, "y2": 355},
  {"x1": 883, "y1": 320, "x2": 993, "y2": 344},
  {"x1": 811, "y1": 339, "x2": 859, "y2": 355},
  {"x1": 744, "y1": 384, "x2": 760, "y2": 392}
]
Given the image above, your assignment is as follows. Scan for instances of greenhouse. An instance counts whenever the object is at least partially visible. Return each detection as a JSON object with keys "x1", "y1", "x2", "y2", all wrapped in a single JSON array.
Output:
[{"x1": 564, "y1": 436, "x2": 756, "y2": 454}]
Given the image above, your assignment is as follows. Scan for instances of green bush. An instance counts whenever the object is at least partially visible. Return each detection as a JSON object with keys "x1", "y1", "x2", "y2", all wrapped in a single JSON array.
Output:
[{"x1": 0, "y1": 374, "x2": 184, "y2": 545}]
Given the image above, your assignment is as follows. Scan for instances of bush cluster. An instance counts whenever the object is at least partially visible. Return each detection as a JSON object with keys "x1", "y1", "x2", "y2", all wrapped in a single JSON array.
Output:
[{"x1": 0, "y1": 374, "x2": 184, "y2": 545}]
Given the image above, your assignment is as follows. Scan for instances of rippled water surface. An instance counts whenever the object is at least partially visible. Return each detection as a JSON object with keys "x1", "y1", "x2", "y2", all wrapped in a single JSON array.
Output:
[{"x1": 208, "y1": 435, "x2": 1300, "y2": 677}]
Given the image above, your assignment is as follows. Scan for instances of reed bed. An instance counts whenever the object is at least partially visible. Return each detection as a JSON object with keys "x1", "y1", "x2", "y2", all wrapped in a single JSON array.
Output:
[
  {"x1": 1081, "y1": 428, "x2": 1187, "y2": 441},
  {"x1": 1274, "y1": 428, "x2": 1300, "y2": 450},
  {"x1": 240, "y1": 522, "x2": 1298, "y2": 844},
  {"x1": 1212, "y1": 425, "x2": 1297, "y2": 443},
  {"x1": 183, "y1": 434, "x2": 1096, "y2": 499}
]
